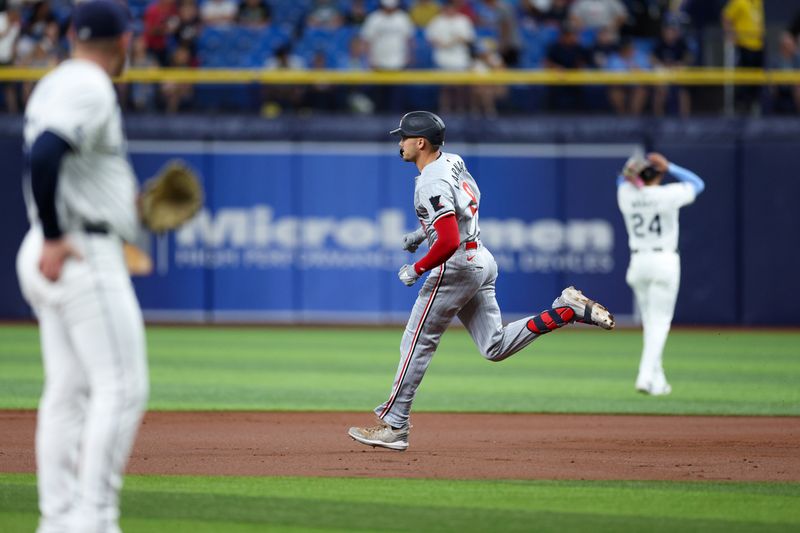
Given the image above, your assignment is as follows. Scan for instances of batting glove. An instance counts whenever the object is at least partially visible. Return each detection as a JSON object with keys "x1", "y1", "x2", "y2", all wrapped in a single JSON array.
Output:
[
  {"x1": 398, "y1": 264, "x2": 421, "y2": 286},
  {"x1": 402, "y1": 228, "x2": 426, "y2": 253},
  {"x1": 622, "y1": 156, "x2": 647, "y2": 188}
]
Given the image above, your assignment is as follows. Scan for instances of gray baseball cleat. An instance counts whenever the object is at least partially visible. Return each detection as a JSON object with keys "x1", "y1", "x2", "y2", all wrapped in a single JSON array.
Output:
[
  {"x1": 348, "y1": 419, "x2": 410, "y2": 451},
  {"x1": 553, "y1": 286, "x2": 615, "y2": 330}
]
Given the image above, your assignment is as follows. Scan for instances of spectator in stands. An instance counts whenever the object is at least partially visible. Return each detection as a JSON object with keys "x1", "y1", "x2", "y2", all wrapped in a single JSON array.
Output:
[
  {"x1": 201, "y1": 0, "x2": 238, "y2": 26},
  {"x1": 344, "y1": 0, "x2": 370, "y2": 26},
  {"x1": 15, "y1": 0, "x2": 59, "y2": 80},
  {"x1": 35, "y1": 20, "x2": 66, "y2": 64},
  {"x1": 0, "y1": 0, "x2": 21, "y2": 113},
  {"x1": 410, "y1": 0, "x2": 441, "y2": 28},
  {"x1": 569, "y1": 0, "x2": 628, "y2": 37},
  {"x1": 590, "y1": 25, "x2": 619, "y2": 68},
  {"x1": 175, "y1": 0, "x2": 202, "y2": 64},
  {"x1": 606, "y1": 36, "x2": 651, "y2": 115},
  {"x1": 545, "y1": 24, "x2": 591, "y2": 70},
  {"x1": 476, "y1": 0, "x2": 522, "y2": 67},
  {"x1": 341, "y1": 36, "x2": 375, "y2": 114},
  {"x1": 238, "y1": 0, "x2": 271, "y2": 28},
  {"x1": 770, "y1": 33, "x2": 800, "y2": 115},
  {"x1": 471, "y1": 37, "x2": 508, "y2": 117},
  {"x1": 16, "y1": 20, "x2": 65, "y2": 69},
  {"x1": 17, "y1": 19, "x2": 63, "y2": 104},
  {"x1": 623, "y1": 0, "x2": 670, "y2": 39},
  {"x1": 680, "y1": 0, "x2": 723, "y2": 31},
  {"x1": 453, "y1": 0, "x2": 479, "y2": 25},
  {"x1": 127, "y1": 34, "x2": 159, "y2": 112},
  {"x1": 265, "y1": 42, "x2": 307, "y2": 70},
  {"x1": 20, "y1": 0, "x2": 56, "y2": 42},
  {"x1": 544, "y1": 23, "x2": 591, "y2": 111},
  {"x1": 361, "y1": 0, "x2": 415, "y2": 110},
  {"x1": 783, "y1": 9, "x2": 800, "y2": 90},
  {"x1": 305, "y1": 51, "x2": 340, "y2": 111},
  {"x1": 426, "y1": 0, "x2": 475, "y2": 113},
  {"x1": 722, "y1": 0, "x2": 764, "y2": 114},
  {"x1": 144, "y1": 0, "x2": 180, "y2": 66},
  {"x1": 651, "y1": 18, "x2": 692, "y2": 117},
  {"x1": 262, "y1": 43, "x2": 307, "y2": 115},
  {"x1": 362, "y1": 0, "x2": 415, "y2": 70},
  {"x1": 522, "y1": 0, "x2": 571, "y2": 28},
  {"x1": 343, "y1": 36, "x2": 370, "y2": 70},
  {"x1": 161, "y1": 45, "x2": 195, "y2": 114},
  {"x1": 305, "y1": 0, "x2": 344, "y2": 30},
  {"x1": 788, "y1": 10, "x2": 800, "y2": 42}
]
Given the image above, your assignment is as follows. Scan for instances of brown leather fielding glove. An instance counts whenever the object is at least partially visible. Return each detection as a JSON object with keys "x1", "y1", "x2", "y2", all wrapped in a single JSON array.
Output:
[{"x1": 139, "y1": 160, "x2": 203, "y2": 233}]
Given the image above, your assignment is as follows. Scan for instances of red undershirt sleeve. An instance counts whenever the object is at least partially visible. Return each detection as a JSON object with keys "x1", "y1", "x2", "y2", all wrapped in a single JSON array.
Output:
[{"x1": 413, "y1": 214, "x2": 460, "y2": 275}]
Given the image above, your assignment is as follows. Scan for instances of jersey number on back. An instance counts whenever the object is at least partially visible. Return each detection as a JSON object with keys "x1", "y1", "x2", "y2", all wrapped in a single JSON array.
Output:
[
  {"x1": 632, "y1": 213, "x2": 661, "y2": 237},
  {"x1": 462, "y1": 182, "x2": 478, "y2": 215}
]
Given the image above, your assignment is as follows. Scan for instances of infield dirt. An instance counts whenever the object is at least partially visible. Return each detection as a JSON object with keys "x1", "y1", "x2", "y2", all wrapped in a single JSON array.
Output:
[{"x1": 1, "y1": 411, "x2": 798, "y2": 482}]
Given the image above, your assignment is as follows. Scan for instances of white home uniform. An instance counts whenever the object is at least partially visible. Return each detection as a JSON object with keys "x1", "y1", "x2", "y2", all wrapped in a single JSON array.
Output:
[
  {"x1": 617, "y1": 162, "x2": 704, "y2": 395},
  {"x1": 376, "y1": 152, "x2": 556, "y2": 428},
  {"x1": 17, "y1": 58, "x2": 148, "y2": 533}
]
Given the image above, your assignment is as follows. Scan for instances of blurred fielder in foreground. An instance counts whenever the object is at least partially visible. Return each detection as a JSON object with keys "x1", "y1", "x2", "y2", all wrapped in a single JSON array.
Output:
[
  {"x1": 348, "y1": 111, "x2": 615, "y2": 451},
  {"x1": 618, "y1": 153, "x2": 705, "y2": 396},
  {"x1": 16, "y1": 2, "x2": 147, "y2": 531}
]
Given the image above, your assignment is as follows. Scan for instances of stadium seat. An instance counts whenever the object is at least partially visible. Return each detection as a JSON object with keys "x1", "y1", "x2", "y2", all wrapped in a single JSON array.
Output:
[
  {"x1": 290, "y1": 25, "x2": 365, "y2": 69},
  {"x1": 268, "y1": 0, "x2": 314, "y2": 30}
]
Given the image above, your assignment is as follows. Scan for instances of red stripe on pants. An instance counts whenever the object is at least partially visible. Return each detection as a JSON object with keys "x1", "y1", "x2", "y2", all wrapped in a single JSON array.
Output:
[{"x1": 379, "y1": 265, "x2": 446, "y2": 420}]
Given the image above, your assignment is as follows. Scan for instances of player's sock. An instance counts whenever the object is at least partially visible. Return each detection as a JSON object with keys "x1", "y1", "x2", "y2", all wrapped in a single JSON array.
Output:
[{"x1": 526, "y1": 307, "x2": 575, "y2": 334}]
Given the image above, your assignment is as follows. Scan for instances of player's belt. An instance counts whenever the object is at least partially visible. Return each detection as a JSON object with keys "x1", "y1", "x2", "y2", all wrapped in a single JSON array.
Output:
[
  {"x1": 83, "y1": 222, "x2": 110, "y2": 235},
  {"x1": 631, "y1": 247, "x2": 678, "y2": 254},
  {"x1": 465, "y1": 241, "x2": 480, "y2": 250}
]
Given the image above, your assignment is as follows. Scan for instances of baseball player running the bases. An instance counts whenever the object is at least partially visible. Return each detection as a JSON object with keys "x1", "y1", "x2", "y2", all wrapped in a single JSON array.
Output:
[
  {"x1": 617, "y1": 152, "x2": 705, "y2": 396},
  {"x1": 348, "y1": 111, "x2": 615, "y2": 451},
  {"x1": 16, "y1": 2, "x2": 149, "y2": 531}
]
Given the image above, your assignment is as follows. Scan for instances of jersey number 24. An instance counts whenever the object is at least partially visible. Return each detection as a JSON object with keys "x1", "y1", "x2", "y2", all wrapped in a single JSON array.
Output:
[{"x1": 632, "y1": 213, "x2": 661, "y2": 237}]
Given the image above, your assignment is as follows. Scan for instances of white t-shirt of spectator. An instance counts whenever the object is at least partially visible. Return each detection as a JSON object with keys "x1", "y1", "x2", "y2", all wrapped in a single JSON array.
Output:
[
  {"x1": 361, "y1": 9, "x2": 415, "y2": 70},
  {"x1": 426, "y1": 12, "x2": 475, "y2": 70},
  {"x1": 0, "y1": 12, "x2": 21, "y2": 64},
  {"x1": 201, "y1": 0, "x2": 238, "y2": 25},
  {"x1": 570, "y1": 0, "x2": 627, "y2": 30}
]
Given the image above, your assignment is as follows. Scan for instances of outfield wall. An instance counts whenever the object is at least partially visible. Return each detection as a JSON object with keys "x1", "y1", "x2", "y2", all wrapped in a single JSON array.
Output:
[{"x1": 0, "y1": 116, "x2": 797, "y2": 326}]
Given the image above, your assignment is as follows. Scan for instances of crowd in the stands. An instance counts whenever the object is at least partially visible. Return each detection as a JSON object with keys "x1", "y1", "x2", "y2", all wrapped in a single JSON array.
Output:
[{"x1": 0, "y1": 0, "x2": 798, "y2": 115}]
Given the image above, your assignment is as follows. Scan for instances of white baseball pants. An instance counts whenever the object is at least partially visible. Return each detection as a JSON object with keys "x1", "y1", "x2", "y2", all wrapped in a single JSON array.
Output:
[
  {"x1": 626, "y1": 250, "x2": 680, "y2": 389},
  {"x1": 17, "y1": 226, "x2": 149, "y2": 533}
]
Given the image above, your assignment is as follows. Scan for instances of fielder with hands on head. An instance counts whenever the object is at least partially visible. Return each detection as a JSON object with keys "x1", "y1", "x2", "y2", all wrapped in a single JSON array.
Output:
[
  {"x1": 16, "y1": 2, "x2": 149, "y2": 531},
  {"x1": 617, "y1": 152, "x2": 705, "y2": 396},
  {"x1": 348, "y1": 111, "x2": 616, "y2": 451}
]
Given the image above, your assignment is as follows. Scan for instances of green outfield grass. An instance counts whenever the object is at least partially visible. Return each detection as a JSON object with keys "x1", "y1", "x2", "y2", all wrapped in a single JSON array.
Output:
[
  {"x1": 1, "y1": 474, "x2": 799, "y2": 532},
  {"x1": 2, "y1": 325, "x2": 799, "y2": 532},
  {"x1": 0, "y1": 324, "x2": 797, "y2": 415}
]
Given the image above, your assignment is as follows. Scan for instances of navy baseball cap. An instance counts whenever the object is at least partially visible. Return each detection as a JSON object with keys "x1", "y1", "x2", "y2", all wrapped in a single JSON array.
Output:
[{"x1": 72, "y1": 0, "x2": 130, "y2": 41}]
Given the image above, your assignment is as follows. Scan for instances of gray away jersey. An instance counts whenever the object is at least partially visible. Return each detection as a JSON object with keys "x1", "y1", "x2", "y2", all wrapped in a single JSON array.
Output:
[
  {"x1": 414, "y1": 152, "x2": 481, "y2": 246},
  {"x1": 617, "y1": 182, "x2": 696, "y2": 252},
  {"x1": 23, "y1": 59, "x2": 138, "y2": 242}
]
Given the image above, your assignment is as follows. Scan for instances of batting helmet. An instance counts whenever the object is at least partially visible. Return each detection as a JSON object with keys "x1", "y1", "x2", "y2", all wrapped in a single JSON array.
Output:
[{"x1": 390, "y1": 111, "x2": 445, "y2": 146}]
